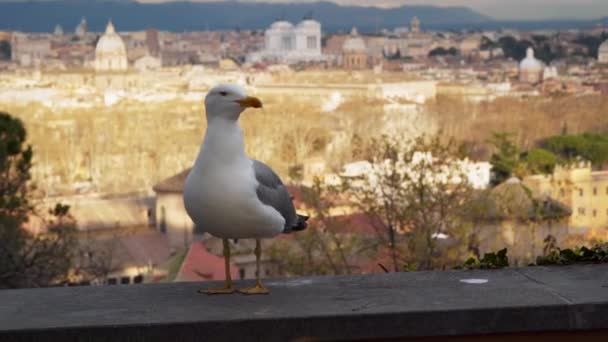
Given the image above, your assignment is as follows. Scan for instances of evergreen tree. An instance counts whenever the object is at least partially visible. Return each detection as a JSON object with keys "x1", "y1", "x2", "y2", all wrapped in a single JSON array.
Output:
[{"x1": 0, "y1": 112, "x2": 76, "y2": 289}]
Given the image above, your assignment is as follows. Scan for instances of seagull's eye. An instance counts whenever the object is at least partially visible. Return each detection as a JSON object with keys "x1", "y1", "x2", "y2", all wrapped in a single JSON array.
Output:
[{"x1": 219, "y1": 91, "x2": 228, "y2": 96}]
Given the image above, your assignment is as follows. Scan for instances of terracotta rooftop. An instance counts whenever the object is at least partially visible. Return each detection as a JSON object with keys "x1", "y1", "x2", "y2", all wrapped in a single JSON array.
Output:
[
  {"x1": 152, "y1": 168, "x2": 192, "y2": 193},
  {"x1": 176, "y1": 242, "x2": 238, "y2": 282}
]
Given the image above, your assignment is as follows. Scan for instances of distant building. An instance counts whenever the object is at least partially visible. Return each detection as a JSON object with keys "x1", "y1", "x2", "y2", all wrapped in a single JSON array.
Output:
[
  {"x1": 10, "y1": 33, "x2": 52, "y2": 67},
  {"x1": 146, "y1": 28, "x2": 161, "y2": 57},
  {"x1": 543, "y1": 65, "x2": 559, "y2": 80},
  {"x1": 134, "y1": 54, "x2": 161, "y2": 72},
  {"x1": 524, "y1": 162, "x2": 608, "y2": 234},
  {"x1": 519, "y1": 47, "x2": 544, "y2": 84},
  {"x1": 342, "y1": 27, "x2": 368, "y2": 70},
  {"x1": 598, "y1": 40, "x2": 608, "y2": 64},
  {"x1": 410, "y1": 16, "x2": 421, "y2": 34},
  {"x1": 152, "y1": 168, "x2": 197, "y2": 251},
  {"x1": 247, "y1": 18, "x2": 324, "y2": 64},
  {"x1": 75, "y1": 17, "x2": 87, "y2": 37},
  {"x1": 95, "y1": 21, "x2": 128, "y2": 72},
  {"x1": 54, "y1": 24, "x2": 63, "y2": 36}
]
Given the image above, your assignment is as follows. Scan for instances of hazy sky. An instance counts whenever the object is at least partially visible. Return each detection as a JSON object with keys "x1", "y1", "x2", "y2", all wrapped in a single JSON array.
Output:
[
  {"x1": 136, "y1": 0, "x2": 608, "y2": 20},
  {"x1": 1, "y1": 0, "x2": 606, "y2": 20}
]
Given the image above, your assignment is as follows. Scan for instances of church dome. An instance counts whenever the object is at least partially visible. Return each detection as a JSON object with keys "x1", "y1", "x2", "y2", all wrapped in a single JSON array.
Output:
[
  {"x1": 519, "y1": 47, "x2": 543, "y2": 71},
  {"x1": 296, "y1": 19, "x2": 320, "y2": 30},
  {"x1": 270, "y1": 21, "x2": 294, "y2": 31},
  {"x1": 342, "y1": 27, "x2": 367, "y2": 53},
  {"x1": 95, "y1": 21, "x2": 128, "y2": 72},
  {"x1": 96, "y1": 21, "x2": 127, "y2": 57}
]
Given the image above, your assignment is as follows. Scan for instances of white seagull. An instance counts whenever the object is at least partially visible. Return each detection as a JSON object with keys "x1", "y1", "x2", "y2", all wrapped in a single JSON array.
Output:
[{"x1": 183, "y1": 84, "x2": 308, "y2": 295}]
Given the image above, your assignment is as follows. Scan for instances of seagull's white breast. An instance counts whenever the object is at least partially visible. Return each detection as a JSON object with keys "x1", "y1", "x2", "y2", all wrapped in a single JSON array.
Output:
[{"x1": 183, "y1": 120, "x2": 285, "y2": 239}]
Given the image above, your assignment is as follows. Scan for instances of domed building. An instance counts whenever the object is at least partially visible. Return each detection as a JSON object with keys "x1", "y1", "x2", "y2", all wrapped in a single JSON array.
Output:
[
  {"x1": 265, "y1": 20, "x2": 295, "y2": 52},
  {"x1": 54, "y1": 24, "x2": 63, "y2": 36},
  {"x1": 410, "y1": 16, "x2": 421, "y2": 34},
  {"x1": 295, "y1": 19, "x2": 321, "y2": 57},
  {"x1": 95, "y1": 21, "x2": 128, "y2": 72},
  {"x1": 246, "y1": 18, "x2": 324, "y2": 64},
  {"x1": 75, "y1": 17, "x2": 87, "y2": 37},
  {"x1": 342, "y1": 27, "x2": 368, "y2": 70},
  {"x1": 519, "y1": 47, "x2": 544, "y2": 84},
  {"x1": 598, "y1": 40, "x2": 608, "y2": 64}
]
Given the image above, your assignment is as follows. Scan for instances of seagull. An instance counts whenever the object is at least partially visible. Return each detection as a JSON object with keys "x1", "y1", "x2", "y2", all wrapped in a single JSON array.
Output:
[{"x1": 183, "y1": 84, "x2": 308, "y2": 295}]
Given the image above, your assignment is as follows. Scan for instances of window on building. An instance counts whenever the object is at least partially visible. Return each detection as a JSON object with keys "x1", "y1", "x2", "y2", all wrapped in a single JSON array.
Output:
[
  {"x1": 239, "y1": 268, "x2": 245, "y2": 280},
  {"x1": 159, "y1": 206, "x2": 167, "y2": 234},
  {"x1": 592, "y1": 209, "x2": 597, "y2": 217},
  {"x1": 578, "y1": 207, "x2": 585, "y2": 216},
  {"x1": 307, "y1": 35, "x2": 317, "y2": 49},
  {"x1": 281, "y1": 36, "x2": 292, "y2": 50},
  {"x1": 579, "y1": 189, "x2": 583, "y2": 196},
  {"x1": 593, "y1": 187, "x2": 597, "y2": 195}
]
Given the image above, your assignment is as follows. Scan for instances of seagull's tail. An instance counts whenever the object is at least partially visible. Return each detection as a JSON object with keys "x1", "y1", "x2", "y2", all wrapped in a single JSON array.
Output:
[{"x1": 284, "y1": 214, "x2": 309, "y2": 233}]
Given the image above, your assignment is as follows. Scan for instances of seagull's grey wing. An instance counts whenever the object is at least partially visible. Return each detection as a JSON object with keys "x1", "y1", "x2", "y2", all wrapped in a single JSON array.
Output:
[{"x1": 252, "y1": 160, "x2": 298, "y2": 231}]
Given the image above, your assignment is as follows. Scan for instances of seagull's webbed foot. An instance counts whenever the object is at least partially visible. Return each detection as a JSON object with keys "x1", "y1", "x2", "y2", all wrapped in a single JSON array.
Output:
[
  {"x1": 238, "y1": 282, "x2": 269, "y2": 295},
  {"x1": 199, "y1": 285, "x2": 236, "y2": 295}
]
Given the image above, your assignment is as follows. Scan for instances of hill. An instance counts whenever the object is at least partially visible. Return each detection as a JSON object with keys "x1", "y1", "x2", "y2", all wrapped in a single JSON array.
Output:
[{"x1": 0, "y1": 0, "x2": 490, "y2": 32}]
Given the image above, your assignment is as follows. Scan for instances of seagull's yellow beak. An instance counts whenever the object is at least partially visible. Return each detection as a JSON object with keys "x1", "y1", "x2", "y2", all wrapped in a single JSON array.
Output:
[{"x1": 236, "y1": 96, "x2": 263, "y2": 109}]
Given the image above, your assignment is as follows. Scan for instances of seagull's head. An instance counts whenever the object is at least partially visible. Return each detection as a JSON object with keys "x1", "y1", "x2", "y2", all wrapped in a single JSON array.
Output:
[{"x1": 204, "y1": 84, "x2": 263, "y2": 121}]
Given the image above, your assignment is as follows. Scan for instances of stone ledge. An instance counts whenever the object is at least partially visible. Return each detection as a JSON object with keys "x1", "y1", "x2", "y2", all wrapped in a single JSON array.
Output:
[{"x1": 1, "y1": 265, "x2": 608, "y2": 342}]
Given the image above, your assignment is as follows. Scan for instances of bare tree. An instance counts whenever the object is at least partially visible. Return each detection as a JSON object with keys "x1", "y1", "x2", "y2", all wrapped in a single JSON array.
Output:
[
  {"x1": 268, "y1": 177, "x2": 365, "y2": 276},
  {"x1": 342, "y1": 134, "x2": 474, "y2": 271}
]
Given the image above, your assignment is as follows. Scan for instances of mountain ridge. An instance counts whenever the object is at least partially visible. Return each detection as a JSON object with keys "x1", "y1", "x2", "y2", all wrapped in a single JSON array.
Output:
[
  {"x1": 0, "y1": 1, "x2": 604, "y2": 33},
  {"x1": 0, "y1": 0, "x2": 490, "y2": 32}
]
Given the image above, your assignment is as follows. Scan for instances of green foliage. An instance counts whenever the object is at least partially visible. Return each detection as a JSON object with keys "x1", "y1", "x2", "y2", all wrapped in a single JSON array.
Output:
[
  {"x1": 497, "y1": 35, "x2": 563, "y2": 63},
  {"x1": 480, "y1": 36, "x2": 499, "y2": 51},
  {"x1": 0, "y1": 112, "x2": 76, "y2": 289},
  {"x1": 488, "y1": 132, "x2": 521, "y2": 185},
  {"x1": 489, "y1": 132, "x2": 561, "y2": 184},
  {"x1": 456, "y1": 248, "x2": 509, "y2": 270},
  {"x1": 573, "y1": 33, "x2": 608, "y2": 58},
  {"x1": 521, "y1": 148, "x2": 557, "y2": 175},
  {"x1": 0, "y1": 41, "x2": 10, "y2": 61},
  {"x1": 542, "y1": 133, "x2": 608, "y2": 167},
  {"x1": 498, "y1": 36, "x2": 532, "y2": 61},
  {"x1": 429, "y1": 47, "x2": 459, "y2": 57},
  {"x1": 536, "y1": 243, "x2": 608, "y2": 265}
]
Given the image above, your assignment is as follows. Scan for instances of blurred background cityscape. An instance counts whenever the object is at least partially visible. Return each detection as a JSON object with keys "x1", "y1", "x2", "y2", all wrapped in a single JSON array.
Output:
[{"x1": 0, "y1": 0, "x2": 607, "y2": 289}]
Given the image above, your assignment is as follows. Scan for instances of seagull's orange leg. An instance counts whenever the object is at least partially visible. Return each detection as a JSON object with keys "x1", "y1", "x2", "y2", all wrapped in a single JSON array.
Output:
[
  {"x1": 239, "y1": 239, "x2": 269, "y2": 295},
  {"x1": 199, "y1": 238, "x2": 236, "y2": 294}
]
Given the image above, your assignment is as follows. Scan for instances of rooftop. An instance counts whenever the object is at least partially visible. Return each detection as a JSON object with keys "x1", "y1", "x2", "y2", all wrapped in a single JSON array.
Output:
[{"x1": 1, "y1": 264, "x2": 608, "y2": 341}]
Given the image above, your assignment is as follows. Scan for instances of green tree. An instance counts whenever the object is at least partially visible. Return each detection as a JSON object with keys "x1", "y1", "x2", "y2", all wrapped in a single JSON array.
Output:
[
  {"x1": 542, "y1": 133, "x2": 608, "y2": 167},
  {"x1": 521, "y1": 148, "x2": 557, "y2": 175},
  {"x1": 429, "y1": 47, "x2": 459, "y2": 57},
  {"x1": 488, "y1": 132, "x2": 521, "y2": 185},
  {"x1": 0, "y1": 112, "x2": 76, "y2": 289},
  {"x1": 498, "y1": 36, "x2": 532, "y2": 60},
  {"x1": 573, "y1": 33, "x2": 608, "y2": 58},
  {"x1": 0, "y1": 41, "x2": 10, "y2": 61}
]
